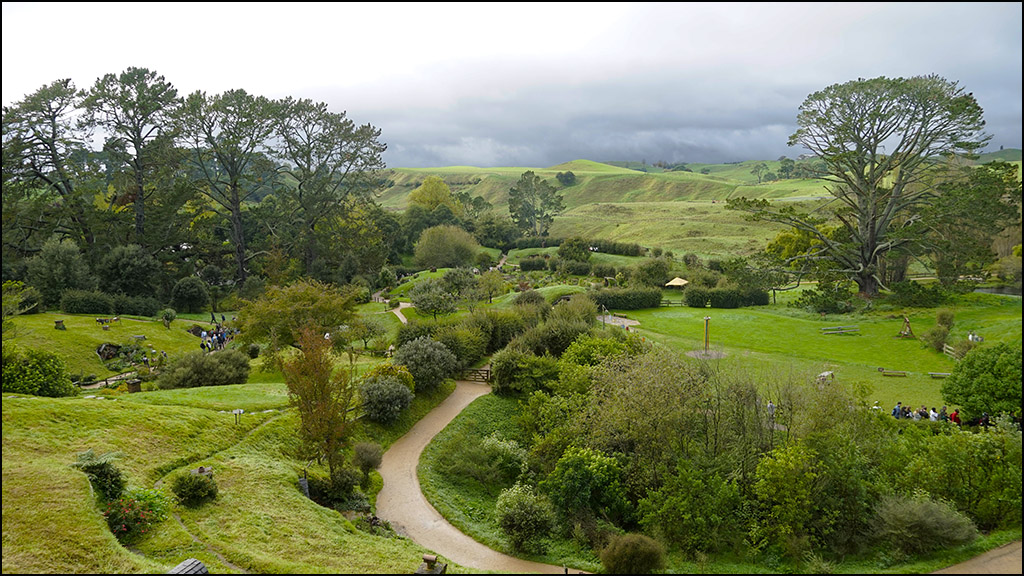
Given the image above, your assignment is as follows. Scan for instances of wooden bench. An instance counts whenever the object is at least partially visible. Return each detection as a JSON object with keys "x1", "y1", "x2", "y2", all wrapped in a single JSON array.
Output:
[
  {"x1": 881, "y1": 370, "x2": 908, "y2": 377},
  {"x1": 928, "y1": 372, "x2": 951, "y2": 379},
  {"x1": 821, "y1": 325, "x2": 859, "y2": 335}
]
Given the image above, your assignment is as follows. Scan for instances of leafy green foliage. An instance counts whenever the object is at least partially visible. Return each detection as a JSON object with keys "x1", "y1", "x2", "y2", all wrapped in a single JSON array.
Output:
[
  {"x1": 282, "y1": 327, "x2": 356, "y2": 480},
  {"x1": 508, "y1": 170, "x2": 564, "y2": 237},
  {"x1": 638, "y1": 460, "x2": 742, "y2": 554},
  {"x1": 391, "y1": 336, "x2": 457, "y2": 394},
  {"x1": 72, "y1": 449, "x2": 126, "y2": 501},
  {"x1": 490, "y1": 347, "x2": 559, "y2": 396},
  {"x1": 359, "y1": 375, "x2": 414, "y2": 425},
  {"x1": 413, "y1": 225, "x2": 481, "y2": 269},
  {"x1": 352, "y1": 442, "x2": 383, "y2": 484},
  {"x1": 171, "y1": 471, "x2": 219, "y2": 507},
  {"x1": 558, "y1": 237, "x2": 591, "y2": 262},
  {"x1": 156, "y1": 350, "x2": 251, "y2": 389},
  {"x1": 896, "y1": 420, "x2": 1023, "y2": 530},
  {"x1": 407, "y1": 278, "x2": 457, "y2": 320},
  {"x1": 751, "y1": 442, "x2": 819, "y2": 555},
  {"x1": 104, "y1": 487, "x2": 172, "y2": 542},
  {"x1": 495, "y1": 483, "x2": 555, "y2": 552},
  {"x1": 96, "y1": 244, "x2": 160, "y2": 297},
  {"x1": 870, "y1": 493, "x2": 978, "y2": 555},
  {"x1": 540, "y1": 446, "x2": 630, "y2": 523},
  {"x1": 59, "y1": 289, "x2": 114, "y2": 314},
  {"x1": 590, "y1": 287, "x2": 663, "y2": 310},
  {"x1": 171, "y1": 276, "x2": 209, "y2": 313},
  {"x1": 25, "y1": 237, "x2": 97, "y2": 308},
  {"x1": 235, "y1": 278, "x2": 357, "y2": 363},
  {"x1": 600, "y1": 533, "x2": 666, "y2": 575},
  {"x1": 2, "y1": 343, "x2": 76, "y2": 397},
  {"x1": 942, "y1": 341, "x2": 1022, "y2": 420}
]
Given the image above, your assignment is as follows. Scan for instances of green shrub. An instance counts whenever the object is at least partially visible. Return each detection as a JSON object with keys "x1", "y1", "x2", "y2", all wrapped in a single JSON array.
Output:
[
  {"x1": 589, "y1": 287, "x2": 662, "y2": 310},
  {"x1": 936, "y1": 309, "x2": 955, "y2": 330},
  {"x1": 59, "y1": 289, "x2": 114, "y2": 315},
  {"x1": 922, "y1": 325, "x2": 950, "y2": 352},
  {"x1": 513, "y1": 289, "x2": 548, "y2": 307},
  {"x1": 171, "y1": 276, "x2": 209, "y2": 313},
  {"x1": 495, "y1": 483, "x2": 555, "y2": 552},
  {"x1": 246, "y1": 343, "x2": 260, "y2": 359},
  {"x1": 515, "y1": 318, "x2": 592, "y2": 358},
  {"x1": 560, "y1": 259, "x2": 592, "y2": 276},
  {"x1": 157, "y1": 308, "x2": 177, "y2": 328},
  {"x1": 490, "y1": 347, "x2": 560, "y2": 395},
  {"x1": 72, "y1": 449, "x2": 126, "y2": 501},
  {"x1": 392, "y1": 337, "x2": 457, "y2": 393},
  {"x1": 305, "y1": 468, "x2": 362, "y2": 510},
  {"x1": 112, "y1": 294, "x2": 161, "y2": 317},
  {"x1": 870, "y1": 493, "x2": 977, "y2": 555},
  {"x1": 156, "y1": 349, "x2": 250, "y2": 389},
  {"x1": 591, "y1": 263, "x2": 617, "y2": 279},
  {"x1": 519, "y1": 257, "x2": 547, "y2": 271},
  {"x1": 394, "y1": 319, "x2": 436, "y2": 348},
  {"x1": 353, "y1": 442, "x2": 384, "y2": 484},
  {"x1": 481, "y1": 433, "x2": 528, "y2": 481},
  {"x1": 708, "y1": 287, "x2": 743, "y2": 309},
  {"x1": 434, "y1": 323, "x2": 488, "y2": 370},
  {"x1": 171, "y1": 471, "x2": 219, "y2": 507},
  {"x1": 540, "y1": 446, "x2": 630, "y2": 524},
  {"x1": 2, "y1": 344, "x2": 76, "y2": 397},
  {"x1": 792, "y1": 280, "x2": 855, "y2": 314},
  {"x1": 638, "y1": 460, "x2": 742, "y2": 554},
  {"x1": 359, "y1": 375, "x2": 414, "y2": 424},
  {"x1": 600, "y1": 533, "x2": 666, "y2": 574},
  {"x1": 888, "y1": 280, "x2": 948, "y2": 307},
  {"x1": 684, "y1": 286, "x2": 710, "y2": 307},
  {"x1": 104, "y1": 487, "x2": 171, "y2": 542}
]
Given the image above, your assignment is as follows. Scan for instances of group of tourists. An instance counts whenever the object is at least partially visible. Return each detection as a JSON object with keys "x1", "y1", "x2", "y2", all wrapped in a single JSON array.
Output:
[
  {"x1": 200, "y1": 324, "x2": 233, "y2": 352},
  {"x1": 889, "y1": 401, "x2": 964, "y2": 425}
]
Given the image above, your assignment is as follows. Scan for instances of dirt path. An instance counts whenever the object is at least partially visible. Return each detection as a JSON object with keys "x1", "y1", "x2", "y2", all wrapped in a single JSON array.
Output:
[
  {"x1": 376, "y1": 380, "x2": 574, "y2": 574},
  {"x1": 934, "y1": 539, "x2": 1022, "y2": 574}
]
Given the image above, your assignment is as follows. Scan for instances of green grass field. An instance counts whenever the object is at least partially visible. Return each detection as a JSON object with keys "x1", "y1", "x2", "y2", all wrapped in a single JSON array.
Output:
[{"x1": 2, "y1": 313, "x2": 469, "y2": 574}]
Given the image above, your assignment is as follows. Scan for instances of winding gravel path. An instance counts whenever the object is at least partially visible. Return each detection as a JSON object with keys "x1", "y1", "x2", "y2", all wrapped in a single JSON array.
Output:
[{"x1": 375, "y1": 380, "x2": 574, "y2": 574}]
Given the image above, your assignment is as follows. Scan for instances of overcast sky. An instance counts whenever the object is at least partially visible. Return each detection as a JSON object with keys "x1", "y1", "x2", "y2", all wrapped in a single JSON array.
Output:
[{"x1": 3, "y1": 2, "x2": 1021, "y2": 168}]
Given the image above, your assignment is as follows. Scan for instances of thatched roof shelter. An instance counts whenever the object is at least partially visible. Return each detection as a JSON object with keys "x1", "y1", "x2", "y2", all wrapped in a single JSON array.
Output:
[{"x1": 665, "y1": 277, "x2": 689, "y2": 288}]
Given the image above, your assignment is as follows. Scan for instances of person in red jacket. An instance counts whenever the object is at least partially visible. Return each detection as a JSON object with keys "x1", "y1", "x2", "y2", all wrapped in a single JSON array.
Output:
[{"x1": 950, "y1": 408, "x2": 962, "y2": 426}]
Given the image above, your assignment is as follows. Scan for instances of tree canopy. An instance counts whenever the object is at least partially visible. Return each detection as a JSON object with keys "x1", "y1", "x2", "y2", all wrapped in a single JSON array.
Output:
[
  {"x1": 508, "y1": 171, "x2": 564, "y2": 237},
  {"x1": 729, "y1": 75, "x2": 992, "y2": 296}
]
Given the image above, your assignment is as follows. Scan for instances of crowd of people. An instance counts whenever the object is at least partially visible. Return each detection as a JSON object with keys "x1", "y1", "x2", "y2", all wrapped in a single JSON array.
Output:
[
  {"x1": 888, "y1": 401, "x2": 975, "y2": 426},
  {"x1": 199, "y1": 318, "x2": 236, "y2": 352}
]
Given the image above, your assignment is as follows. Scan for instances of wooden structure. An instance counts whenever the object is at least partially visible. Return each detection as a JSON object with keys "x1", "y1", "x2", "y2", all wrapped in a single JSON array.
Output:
[
  {"x1": 821, "y1": 325, "x2": 859, "y2": 335},
  {"x1": 460, "y1": 368, "x2": 491, "y2": 382}
]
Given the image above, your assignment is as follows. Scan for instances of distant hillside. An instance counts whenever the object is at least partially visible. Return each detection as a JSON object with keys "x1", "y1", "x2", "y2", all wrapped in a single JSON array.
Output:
[
  {"x1": 979, "y1": 148, "x2": 1022, "y2": 162},
  {"x1": 378, "y1": 159, "x2": 818, "y2": 212}
]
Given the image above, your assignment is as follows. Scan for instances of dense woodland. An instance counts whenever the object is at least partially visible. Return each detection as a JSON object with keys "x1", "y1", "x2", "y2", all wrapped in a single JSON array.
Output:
[{"x1": 3, "y1": 70, "x2": 1022, "y2": 573}]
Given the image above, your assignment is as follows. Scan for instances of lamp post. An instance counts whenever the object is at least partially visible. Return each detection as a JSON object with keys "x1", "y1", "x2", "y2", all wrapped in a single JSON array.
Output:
[{"x1": 703, "y1": 316, "x2": 711, "y2": 355}]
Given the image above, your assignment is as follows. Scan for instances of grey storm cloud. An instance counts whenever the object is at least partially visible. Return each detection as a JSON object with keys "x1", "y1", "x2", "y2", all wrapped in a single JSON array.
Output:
[{"x1": 4, "y1": 2, "x2": 1020, "y2": 169}]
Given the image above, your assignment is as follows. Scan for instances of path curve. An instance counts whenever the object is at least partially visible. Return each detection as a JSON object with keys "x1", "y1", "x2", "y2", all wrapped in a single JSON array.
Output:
[{"x1": 376, "y1": 380, "x2": 573, "y2": 574}]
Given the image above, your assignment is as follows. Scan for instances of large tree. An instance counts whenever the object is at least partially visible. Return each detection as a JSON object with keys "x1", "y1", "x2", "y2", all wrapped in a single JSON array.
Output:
[
  {"x1": 82, "y1": 67, "x2": 180, "y2": 241},
  {"x1": 508, "y1": 170, "x2": 564, "y2": 237},
  {"x1": 729, "y1": 75, "x2": 989, "y2": 296},
  {"x1": 175, "y1": 89, "x2": 278, "y2": 282},
  {"x1": 268, "y1": 97, "x2": 386, "y2": 276},
  {"x1": 2, "y1": 79, "x2": 99, "y2": 252}
]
